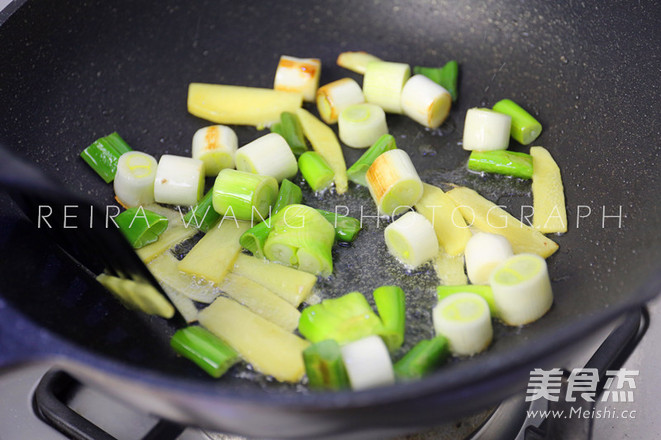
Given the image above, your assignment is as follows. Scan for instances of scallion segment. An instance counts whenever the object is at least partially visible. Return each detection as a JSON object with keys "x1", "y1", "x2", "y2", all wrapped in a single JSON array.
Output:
[
  {"x1": 171, "y1": 326, "x2": 239, "y2": 378},
  {"x1": 384, "y1": 211, "x2": 439, "y2": 269},
  {"x1": 212, "y1": 169, "x2": 278, "y2": 221},
  {"x1": 316, "y1": 78, "x2": 365, "y2": 124},
  {"x1": 436, "y1": 285, "x2": 499, "y2": 318},
  {"x1": 366, "y1": 149, "x2": 423, "y2": 217},
  {"x1": 263, "y1": 204, "x2": 336, "y2": 276},
  {"x1": 191, "y1": 125, "x2": 238, "y2": 176},
  {"x1": 270, "y1": 112, "x2": 309, "y2": 157},
  {"x1": 115, "y1": 206, "x2": 169, "y2": 249},
  {"x1": 183, "y1": 188, "x2": 221, "y2": 232},
  {"x1": 235, "y1": 133, "x2": 298, "y2": 183},
  {"x1": 299, "y1": 291, "x2": 385, "y2": 344},
  {"x1": 363, "y1": 61, "x2": 411, "y2": 114},
  {"x1": 239, "y1": 221, "x2": 273, "y2": 258},
  {"x1": 273, "y1": 178, "x2": 303, "y2": 214},
  {"x1": 492, "y1": 99, "x2": 542, "y2": 145},
  {"x1": 80, "y1": 132, "x2": 133, "y2": 183},
  {"x1": 338, "y1": 103, "x2": 388, "y2": 148},
  {"x1": 153, "y1": 155, "x2": 205, "y2": 206},
  {"x1": 303, "y1": 340, "x2": 351, "y2": 390},
  {"x1": 467, "y1": 150, "x2": 533, "y2": 179},
  {"x1": 490, "y1": 253, "x2": 553, "y2": 326},
  {"x1": 462, "y1": 108, "x2": 511, "y2": 151},
  {"x1": 373, "y1": 286, "x2": 406, "y2": 351},
  {"x1": 273, "y1": 55, "x2": 321, "y2": 102},
  {"x1": 394, "y1": 336, "x2": 449, "y2": 380},
  {"x1": 315, "y1": 209, "x2": 362, "y2": 243},
  {"x1": 341, "y1": 335, "x2": 395, "y2": 390},
  {"x1": 400, "y1": 74, "x2": 452, "y2": 129},
  {"x1": 113, "y1": 151, "x2": 158, "y2": 208},
  {"x1": 346, "y1": 134, "x2": 397, "y2": 186},
  {"x1": 413, "y1": 60, "x2": 459, "y2": 102},
  {"x1": 433, "y1": 293, "x2": 493, "y2": 356},
  {"x1": 298, "y1": 151, "x2": 334, "y2": 192}
]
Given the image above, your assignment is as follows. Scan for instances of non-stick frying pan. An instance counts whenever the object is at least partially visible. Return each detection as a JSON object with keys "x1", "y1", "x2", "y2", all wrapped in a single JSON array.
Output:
[{"x1": 0, "y1": 0, "x2": 660, "y2": 437}]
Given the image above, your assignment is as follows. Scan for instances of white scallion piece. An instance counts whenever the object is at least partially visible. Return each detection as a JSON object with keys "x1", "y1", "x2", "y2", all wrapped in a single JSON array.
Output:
[
  {"x1": 153, "y1": 155, "x2": 205, "y2": 206},
  {"x1": 366, "y1": 149, "x2": 423, "y2": 216},
  {"x1": 433, "y1": 293, "x2": 493, "y2": 356},
  {"x1": 338, "y1": 103, "x2": 388, "y2": 149},
  {"x1": 385, "y1": 211, "x2": 439, "y2": 269},
  {"x1": 273, "y1": 55, "x2": 321, "y2": 102},
  {"x1": 462, "y1": 108, "x2": 512, "y2": 151},
  {"x1": 191, "y1": 125, "x2": 238, "y2": 176},
  {"x1": 464, "y1": 232, "x2": 514, "y2": 285},
  {"x1": 113, "y1": 151, "x2": 158, "y2": 208},
  {"x1": 490, "y1": 253, "x2": 553, "y2": 326},
  {"x1": 362, "y1": 60, "x2": 411, "y2": 114},
  {"x1": 401, "y1": 74, "x2": 452, "y2": 129},
  {"x1": 340, "y1": 335, "x2": 395, "y2": 390},
  {"x1": 316, "y1": 78, "x2": 365, "y2": 124},
  {"x1": 234, "y1": 133, "x2": 298, "y2": 182}
]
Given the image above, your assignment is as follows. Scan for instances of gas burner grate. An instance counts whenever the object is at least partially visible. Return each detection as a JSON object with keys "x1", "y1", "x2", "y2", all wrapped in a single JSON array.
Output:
[{"x1": 33, "y1": 370, "x2": 185, "y2": 440}]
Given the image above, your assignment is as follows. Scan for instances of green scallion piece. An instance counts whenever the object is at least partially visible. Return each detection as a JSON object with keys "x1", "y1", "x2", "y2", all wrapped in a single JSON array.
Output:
[
  {"x1": 170, "y1": 326, "x2": 239, "y2": 378},
  {"x1": 264, "y1": 205, "x2": 335, "y2": 276},
  {"x1": 315, "y1": 209, "x2": 362, "y2": 243},
  {"x1": 80, "y1": 132, "x2": 133, "y2": 183},
  {"x1": 239, "y1": 221, "x2": 273, "y2": 258},
  {"x1": 115, "y1": 206, "x2": 168, "y2": 249},
  {"x1": 467, "y1": 150, "x2": 533, "y2": 179},
  {"x1": 183, "y1": 188, "x2": 221, "y2": 232},
  {"x1": 271, "y1": 111, "x2": 308, "y2": 157},
  {"x1": 394, "y1": 336, "x2": 449, "y2": 380},
  {"x1": 413, "y1": 60, "x2": 459, "y2": 102},
  {"x1": 436, "y1": 285, "x2": 500, "y2": 318},
  {"x1": 373, "y1": 286, "x2": 406, "y2": 351},
  {"x1": 303, "y1": 339, "x2": 351, "y2": 390},
  {"x1": 298, "y1": 151, "x2": 334, "y2": 192},
  {"x1": 346, "y1": 134, "x2": 397, "y2": 186},
  {"x1": 212, "y1": 169, "x2": 278, "y2": 221},
  {"x1": 299, "y1": 291, "x2": 385, "y2": 344},
  {"x1": 273, "y1": 178, "x2": 303, "y2": 214},
  {"x1": 492, "y1": 99, "x2": 543, "y2": 145}
]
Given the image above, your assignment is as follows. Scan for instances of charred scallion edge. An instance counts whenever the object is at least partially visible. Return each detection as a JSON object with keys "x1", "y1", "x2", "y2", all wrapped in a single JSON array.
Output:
[
  {"x1": 303, "y1": 340, "x2": 351, "y2": 390},
  {"x1": 271, "y1": 111, "x2": 308, "y2": 157},
  {"x1": 346, "y1": 134, "x2": 397, "y2": 186},
  {"x1": 239, "y1": 221, "x2": 273, "y2": 258},
  {"x1": 413, "y1": 60, "x2": 459, "y2": 102},
  {"x1": 170, "y1": 326, "x2": 239, "y2": 378},
  {"x1": 273, "y1": 179, "x2": 303, "y2": 214},
  {"x1": 184, "y1": 188, "x2": 222, "y2": 232},
  {"x1": 298, "y1": 152, "x2": 335, "y2": 192},
  {"x1": 436, "y1": 285, "x2": 500, "y2": 318},
  {"x1": 80, "y1": 132, "x2": 133, "y2": 183},
  {"x1": 467, "y1": 150, "x2": 533, "y2": 179},
  {"x1": 115, "y1": 206, "x2": 168, "y2": 249},
  {"x1": 315, "y1": 209, "x2": 362, "y2": 243},
  {"x1": 393, "y1": 336, "x2": 449, "y2": 380},
  {"x1": 492, "y1": 99, "x2": 542, "y2": 145},
  {"x1": 373, "y1": 286, "x2": 406, "y2": 351}
]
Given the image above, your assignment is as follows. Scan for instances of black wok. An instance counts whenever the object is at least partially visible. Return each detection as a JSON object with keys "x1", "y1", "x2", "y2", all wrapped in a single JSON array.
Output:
[{"x1": 0, "y1": 0, "x2": 660, "y2": 437}]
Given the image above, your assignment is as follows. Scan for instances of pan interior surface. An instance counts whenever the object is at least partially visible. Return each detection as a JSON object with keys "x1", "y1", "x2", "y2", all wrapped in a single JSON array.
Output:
[{"x1": 0, "y1": 0, "x2": 659, "y2": 404}]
